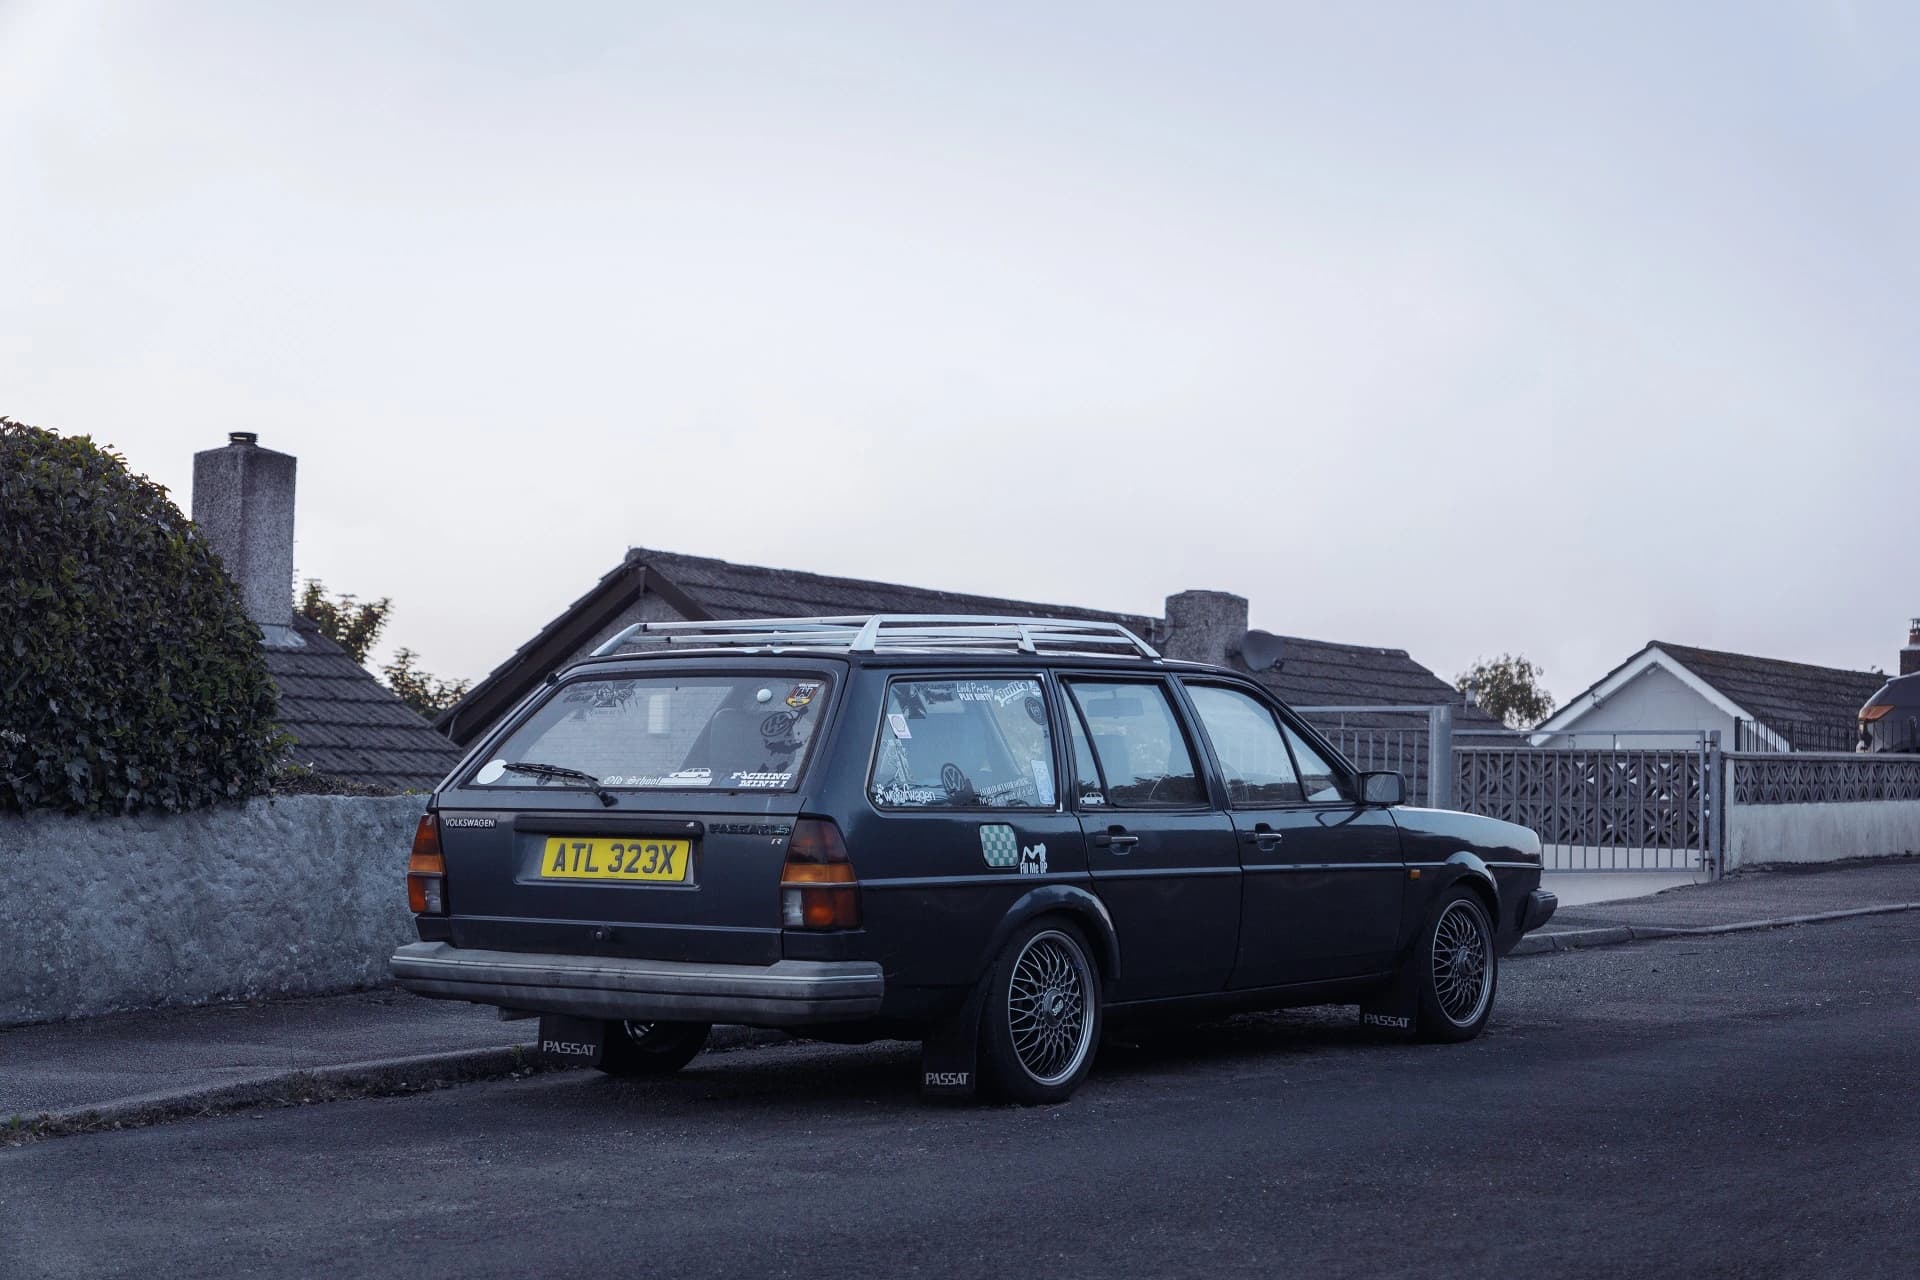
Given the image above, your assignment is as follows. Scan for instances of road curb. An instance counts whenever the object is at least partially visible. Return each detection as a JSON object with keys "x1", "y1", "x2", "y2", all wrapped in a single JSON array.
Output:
[
  {"x1": 1511, "y1": 901, "x2": 1920, "y2": 957},
  {"x1": 7, "y1": 1024, "x2": 790, "y2": 1143}
]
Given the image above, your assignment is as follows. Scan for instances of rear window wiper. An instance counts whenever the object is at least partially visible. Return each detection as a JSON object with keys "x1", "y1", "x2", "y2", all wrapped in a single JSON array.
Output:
[{"x1": 500, "y1": 761, "x2": 616, "y2": 807}]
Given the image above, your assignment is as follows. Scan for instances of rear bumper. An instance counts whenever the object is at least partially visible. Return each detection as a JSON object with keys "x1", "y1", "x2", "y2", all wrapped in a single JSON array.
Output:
[
  {"x1": 389, "y1": 942, "x2": 885, "y2": 1027},
  {"x1": 1521, "y1": 889, "x2": 1558, "y2": 933}
]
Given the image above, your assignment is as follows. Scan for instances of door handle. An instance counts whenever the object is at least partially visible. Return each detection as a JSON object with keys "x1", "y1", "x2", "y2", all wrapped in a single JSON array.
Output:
[
  {"x1": 1091, "y1": 828, "x2": 1139, "y2": 852},
  {"x1": 1242, "y1": 825, "x2": 1283, "y2": 851}
]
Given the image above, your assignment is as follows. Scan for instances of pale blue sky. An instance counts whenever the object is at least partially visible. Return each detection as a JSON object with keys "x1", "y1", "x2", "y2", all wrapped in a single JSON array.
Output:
[{"x1": 4, "y1": 1, "x2": 1916, "y2": 700}]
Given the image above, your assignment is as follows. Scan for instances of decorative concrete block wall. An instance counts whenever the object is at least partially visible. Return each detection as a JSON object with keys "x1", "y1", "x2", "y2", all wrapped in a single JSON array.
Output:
[{"x1": 0, "y1": 795, "x2": 423, "y2": 1026}]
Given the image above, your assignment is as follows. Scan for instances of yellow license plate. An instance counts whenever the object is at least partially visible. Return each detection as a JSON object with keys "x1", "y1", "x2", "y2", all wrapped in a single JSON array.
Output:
[{"x1": 538, "y1": 837, "x2": 692, "y2": 883}]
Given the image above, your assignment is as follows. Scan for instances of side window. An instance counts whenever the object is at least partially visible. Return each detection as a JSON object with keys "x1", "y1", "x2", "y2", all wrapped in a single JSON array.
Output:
[
  {"x1": 1185, "y1": 685, "x2": 1303, "y2": 806},
  {"x1": 1281, "y1": 722, "x2": 1348, "y2": 804},
  {"x1": 1066, "y1": 680, "x2": 1205, "y2": 808},
  {"x1": 1065, "y1": 701, "x2": 1107, "y2": 807},
  {"x1": 870, "y1": 677, "x2": 1057, "y2": 809}
]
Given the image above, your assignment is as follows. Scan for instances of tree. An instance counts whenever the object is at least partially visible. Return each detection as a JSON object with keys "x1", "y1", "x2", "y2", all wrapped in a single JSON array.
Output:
[
  {"x1": 1456, "y1": 654, "x2": 1556, "y2": 730},
  {"x1": 297, "y1": 580, "x2": 390, "y2": 664},
  {"x1": 383, "y1": 648, "x2": 472, "y2": 719},
  {"x1": 0, "y1": 417, "x2": 283, "y2": 814},
  {"x1": 297, "y1": 578, "x2": 468, "y2": 719}
]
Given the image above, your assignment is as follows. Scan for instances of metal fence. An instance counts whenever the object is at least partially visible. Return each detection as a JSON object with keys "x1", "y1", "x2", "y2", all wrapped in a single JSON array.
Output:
[
  {"x1": 1733, "y1": 717, "x2": 1860, "y2": 754},
  {"x1": 1293, "y1": 709, "x2": 1724, "y2": 873},
  {"x1": 1294, "y1": 705, "x2": 1452, "y2": 807},
  {"x1": 1453, "y1": 739, "x2": 1717, "y2": 872}
]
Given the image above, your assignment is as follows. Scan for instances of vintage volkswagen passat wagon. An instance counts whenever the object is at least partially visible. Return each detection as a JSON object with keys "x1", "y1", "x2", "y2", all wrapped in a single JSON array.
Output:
[{"x1": 391, "y1": 615, "x2": 1557, "y2": 1104}]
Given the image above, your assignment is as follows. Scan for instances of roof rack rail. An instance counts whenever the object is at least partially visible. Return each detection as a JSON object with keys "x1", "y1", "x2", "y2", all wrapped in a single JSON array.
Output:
[{"x1": 590, "y1": 614, "x2": 1161, "y2": 660}]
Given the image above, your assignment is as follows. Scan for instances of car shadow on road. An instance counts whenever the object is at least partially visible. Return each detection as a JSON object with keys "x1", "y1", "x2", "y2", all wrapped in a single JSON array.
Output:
[{"x1": 552, "y1": 1006, "x2": 1401, "y2": 1115}]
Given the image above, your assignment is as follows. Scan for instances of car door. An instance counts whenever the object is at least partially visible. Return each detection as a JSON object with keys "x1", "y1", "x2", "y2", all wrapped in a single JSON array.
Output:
[
  {"x1": 1061, "y1": 676, "x2": 1240, "y2": 1002},
  {"x1": 1180, "y1": 681, "x2": 1404, "y2": 988}
]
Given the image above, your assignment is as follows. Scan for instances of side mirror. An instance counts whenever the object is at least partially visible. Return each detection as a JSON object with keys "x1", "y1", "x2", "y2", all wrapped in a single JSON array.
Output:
[{"x1": 1361, "y1": 771, "x2": 1406, "y2": 806}]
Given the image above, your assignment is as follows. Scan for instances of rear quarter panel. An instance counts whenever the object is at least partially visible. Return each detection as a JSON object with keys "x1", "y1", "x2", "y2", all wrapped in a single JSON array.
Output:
[{"x1": 807, "y1": 666, "x2": 1104, "y2": 1020}]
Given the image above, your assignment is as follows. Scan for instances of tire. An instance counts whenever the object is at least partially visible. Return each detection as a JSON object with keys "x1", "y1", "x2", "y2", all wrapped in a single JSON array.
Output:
[
  {"x1": 1414, "y1": 889, "x2": 1498, "y2": 1043},
  {"x1": 978, "y1": 917, "x2": 1103, "y2": 1104},
  {"x1": 596, "y1": 1020, "x2": 711, "y2": 1077}
]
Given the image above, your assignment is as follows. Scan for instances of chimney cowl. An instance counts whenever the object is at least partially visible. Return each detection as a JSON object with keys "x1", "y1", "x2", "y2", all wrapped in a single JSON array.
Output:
[{"x1": 229, "y1": 431, "x2": 259, "y2": 446}]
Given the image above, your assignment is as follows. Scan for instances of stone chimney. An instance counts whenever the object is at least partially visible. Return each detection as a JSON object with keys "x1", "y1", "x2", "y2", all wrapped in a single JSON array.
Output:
[
  {"x1": 1903, "y1": 618, "x2": 1920, "y2": 677},
  {"x1": 1161, "y1": 590, "x2": 1249, "y2": 666},
  {"x1": 192, "y1": 432, "x2": 299, "y2": 646}
]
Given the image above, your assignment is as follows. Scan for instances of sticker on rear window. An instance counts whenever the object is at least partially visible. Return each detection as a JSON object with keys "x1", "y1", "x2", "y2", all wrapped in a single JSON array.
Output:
[
  {"x1": 729, "y1": 770, "x2": 791, "y2": 788},
  {"x1": 787, "y1": 683, "x2": 821, "y2": 710},
  {"x1": 888, "y1": 713, "x2": 912, "y2": 739}
]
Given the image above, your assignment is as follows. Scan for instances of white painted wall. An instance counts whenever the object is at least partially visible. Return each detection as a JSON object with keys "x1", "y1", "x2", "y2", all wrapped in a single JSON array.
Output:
[
  {"x1": 1726, "y1": 799, "x2": 1920, "y2": 869},
  {"x1": 1546, "y1": 663, "x2": 1734, "y2": 748}
]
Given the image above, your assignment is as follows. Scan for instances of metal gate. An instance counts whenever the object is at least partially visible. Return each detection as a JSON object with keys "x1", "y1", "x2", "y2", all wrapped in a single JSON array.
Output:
[{"x1": 1452, "y1": 732, "x2": 1720, "y2": 874}]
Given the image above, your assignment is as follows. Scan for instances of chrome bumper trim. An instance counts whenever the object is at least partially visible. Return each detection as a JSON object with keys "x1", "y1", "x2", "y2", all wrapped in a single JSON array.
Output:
[{"x1": 389, "y1": 941, "x2": 884, "y2": 1026}]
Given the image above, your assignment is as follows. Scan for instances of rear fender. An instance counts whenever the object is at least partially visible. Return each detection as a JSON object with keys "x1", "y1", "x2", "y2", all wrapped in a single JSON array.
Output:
[
  {"x1": 976, "y1": 884, "x2": 1120, "y2": 984},
  {"x1": 923, "y1": 883, "x2": 1118, "y2": 1102}
]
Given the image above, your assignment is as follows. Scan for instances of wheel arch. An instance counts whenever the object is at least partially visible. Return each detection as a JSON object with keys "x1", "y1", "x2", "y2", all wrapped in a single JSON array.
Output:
[
  {"x1": 979, "y1": 884, "x2": 1120, "y2": 984},
  {"x1": 1439, "y1": 852, "x2": 1501, "y2": 929}
]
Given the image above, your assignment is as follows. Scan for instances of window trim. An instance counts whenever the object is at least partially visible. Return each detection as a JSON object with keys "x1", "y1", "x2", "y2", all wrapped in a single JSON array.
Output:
[
  {"x1": 865, "y1": 671, "x2": 1065, "y2": 814},
  {"x1": 1061, "y1": 675, "x2": 1218, "y2": 813},
  {"x1": 1180, "y1": 680, "x2": 1310, "y2": 811},
  {"x1": 1178, "y1": 677, "x2": 1361, "y2": 809}
]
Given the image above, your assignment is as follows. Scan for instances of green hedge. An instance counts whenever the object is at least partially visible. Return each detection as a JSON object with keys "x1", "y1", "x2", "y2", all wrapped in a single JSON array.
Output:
[{"x1": 0, "y1": 418, "x2": 284, "y2": 814}]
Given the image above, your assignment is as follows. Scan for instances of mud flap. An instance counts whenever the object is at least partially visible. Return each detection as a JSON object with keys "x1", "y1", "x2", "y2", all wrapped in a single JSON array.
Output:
[
  {"x1": 1358, "y1": 957, "x2": 1421, "y2": 1039},
  {"x1": 919, "y1": 977, "x2": 988, "y2": 1101},
  {"x1": 537, "y1": 1014, "x2": 605, "y2": 1068}
]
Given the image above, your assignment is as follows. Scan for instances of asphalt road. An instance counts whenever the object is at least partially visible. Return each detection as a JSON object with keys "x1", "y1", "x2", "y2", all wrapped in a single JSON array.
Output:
[{"x1": 5, "y1": 916, "x2": 1918, "y2": 1280}]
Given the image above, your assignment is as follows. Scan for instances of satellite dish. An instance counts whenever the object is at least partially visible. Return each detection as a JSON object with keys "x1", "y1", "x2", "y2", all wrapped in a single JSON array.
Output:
[{"x1": 1239, "y1": 629, "x2": 1287, "y2": 672}]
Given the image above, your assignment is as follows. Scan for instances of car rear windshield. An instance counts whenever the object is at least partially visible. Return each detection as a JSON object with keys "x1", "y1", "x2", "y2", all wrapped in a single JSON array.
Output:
[{"x1": 469, "y1": 674, "x2": 833, "y2": 792}]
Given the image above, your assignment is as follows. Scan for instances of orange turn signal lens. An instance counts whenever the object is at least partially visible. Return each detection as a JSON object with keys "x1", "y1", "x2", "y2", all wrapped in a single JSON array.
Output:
[
  {"x1": 407, "y1": 813, "x2": 447, "y2": 915},
  {"x1": 1861, "y1": 705, "x2": 1894, "y2": 723},
  {"x1": 781, "y1": 818, "x2": 859, "y2": 929}
]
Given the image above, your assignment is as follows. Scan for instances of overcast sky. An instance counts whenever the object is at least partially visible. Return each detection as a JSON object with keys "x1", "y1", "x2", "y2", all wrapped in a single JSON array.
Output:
[{"x1": 4, "y1": 1, "x2": 1915, "y2": 702}]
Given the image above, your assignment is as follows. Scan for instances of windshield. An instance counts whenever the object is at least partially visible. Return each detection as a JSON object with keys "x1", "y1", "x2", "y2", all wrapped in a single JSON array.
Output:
[{"x1": 469, "y1": 673, "x2": 832, "y2": 792}]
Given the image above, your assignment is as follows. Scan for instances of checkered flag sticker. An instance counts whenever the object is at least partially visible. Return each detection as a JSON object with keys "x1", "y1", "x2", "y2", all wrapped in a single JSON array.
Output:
[{"x1": 979, "y1": 824, "x2": 1020, "y2": 868}]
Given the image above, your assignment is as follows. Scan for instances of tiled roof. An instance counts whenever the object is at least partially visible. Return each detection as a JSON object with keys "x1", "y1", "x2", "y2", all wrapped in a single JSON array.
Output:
[
  {"x1": 1651, "y1": 641, "x2": 1885, "y2": 744},
  {"x1": 633, "y1": 547, "x2": 1159, "y2": 633},
  {"x1": 633, "y1": 549, "x2": 1494, "y2": 723},
  {"x1": 440, "y1": 546, "x2": 1488, "y2": 749},
  {"x1": 264, "y1": 614, "x2": 464, "y2": 791}
]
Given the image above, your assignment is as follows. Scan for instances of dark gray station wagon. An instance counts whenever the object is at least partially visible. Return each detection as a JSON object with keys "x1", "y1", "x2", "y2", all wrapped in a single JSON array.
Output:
[{"x1": 392, "y1": 615, "x2": 1556, "y2": 1103}]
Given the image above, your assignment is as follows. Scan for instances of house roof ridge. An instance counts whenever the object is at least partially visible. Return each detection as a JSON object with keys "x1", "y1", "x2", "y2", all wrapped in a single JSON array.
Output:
[
  {"x1": 624, "y1": 545, "x2": 1161, "y2": 627},
  {"x1": 1649, "y1": 639, "x2": 1883, "y2": 681}
]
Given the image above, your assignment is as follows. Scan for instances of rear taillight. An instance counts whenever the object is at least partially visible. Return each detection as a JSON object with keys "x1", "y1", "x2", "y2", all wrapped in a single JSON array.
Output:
[
  {"x1": 408, "y1": 813, "x2": 447, "y2": 915},
  {"x1": 780, "y1": 818, "x2": 858, "y2": 930}
]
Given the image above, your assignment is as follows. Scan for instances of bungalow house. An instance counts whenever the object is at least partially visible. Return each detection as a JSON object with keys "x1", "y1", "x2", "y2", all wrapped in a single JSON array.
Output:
[
  {"x1": 191, "y1": 434, "x2": 465, "y2": 791},
  {"x1": 435, "y1": 546, "x2": 1496, "y2": 795},
  {"x1": 1534, "y1": 639, "x2": 1891, "y2": 753}
]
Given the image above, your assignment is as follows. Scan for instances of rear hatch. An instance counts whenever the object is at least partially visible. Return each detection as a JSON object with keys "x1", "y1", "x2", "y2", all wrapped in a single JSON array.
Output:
[{"x1": 434, "y1": 661, "x2": 845, "y2": 966}]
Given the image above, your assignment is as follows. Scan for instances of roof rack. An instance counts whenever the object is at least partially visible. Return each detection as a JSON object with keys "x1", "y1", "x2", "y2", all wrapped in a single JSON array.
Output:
[{"x1": 590, "y1": 614, "x2": 1161, "y2": 660}]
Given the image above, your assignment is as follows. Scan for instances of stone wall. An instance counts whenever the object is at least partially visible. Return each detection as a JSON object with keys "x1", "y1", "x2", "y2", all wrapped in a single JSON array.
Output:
[{"x1": 0, "y1": 795, "x2": 424, "y2": 1026}]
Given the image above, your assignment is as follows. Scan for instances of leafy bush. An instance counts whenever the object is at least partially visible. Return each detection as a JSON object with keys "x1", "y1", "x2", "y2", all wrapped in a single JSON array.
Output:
[{"x1": 0, "y1": 418, "x2": 284, "y2": 815}]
